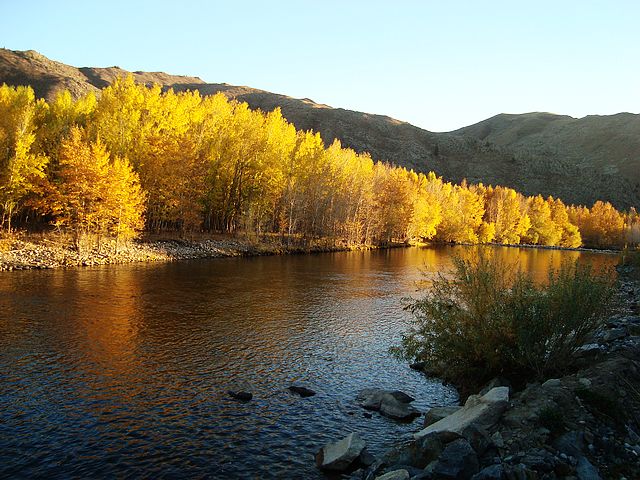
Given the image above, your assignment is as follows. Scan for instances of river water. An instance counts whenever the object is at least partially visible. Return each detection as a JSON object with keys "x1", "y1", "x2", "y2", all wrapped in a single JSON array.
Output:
[{"x1": 0, "y1": 246, "x2": 617, "y2": 479}]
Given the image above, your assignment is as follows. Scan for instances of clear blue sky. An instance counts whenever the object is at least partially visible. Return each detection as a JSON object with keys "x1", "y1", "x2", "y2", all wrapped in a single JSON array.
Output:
[{"x1": 2, "y1": 0, "x2": 638, "y2": 131}]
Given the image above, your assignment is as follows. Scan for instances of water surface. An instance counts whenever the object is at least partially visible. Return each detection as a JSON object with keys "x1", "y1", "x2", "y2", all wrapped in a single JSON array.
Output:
[{"x1": 0, "y1": 245, "x2": 616, "y2": 479}]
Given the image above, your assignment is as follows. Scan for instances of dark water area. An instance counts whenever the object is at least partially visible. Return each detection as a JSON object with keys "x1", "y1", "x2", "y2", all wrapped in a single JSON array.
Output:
[{"x1": 0, "y1": 246, "x2": 617, "y2": 479}]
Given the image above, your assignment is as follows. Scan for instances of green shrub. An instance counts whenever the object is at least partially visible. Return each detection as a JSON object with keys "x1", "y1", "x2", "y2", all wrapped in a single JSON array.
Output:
[{"x1": 392, "y1": 251, "x2": 615, "y2": 389}]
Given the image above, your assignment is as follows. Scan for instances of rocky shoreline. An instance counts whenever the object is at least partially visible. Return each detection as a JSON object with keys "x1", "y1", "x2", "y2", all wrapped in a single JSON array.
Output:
[
  {"x1": 316, "y1": 266, "x2": 640, "y2": 480},
  {"x1": 0, "y1": 235, "x2": 380, "y2": 272}
]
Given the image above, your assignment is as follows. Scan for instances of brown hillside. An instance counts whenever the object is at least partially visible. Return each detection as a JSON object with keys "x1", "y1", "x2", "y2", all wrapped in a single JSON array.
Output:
[{"x1": 1, "y1": 48, "x2": 637, "y2": 209}]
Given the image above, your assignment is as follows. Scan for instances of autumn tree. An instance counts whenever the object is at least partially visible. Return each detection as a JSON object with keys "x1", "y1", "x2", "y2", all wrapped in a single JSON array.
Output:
[
  {"x1": 0, "y1": 84, "x2": 49, "y2": 232},
  {"x1": 54, "y1": 127, "x2": 145, "y2": 250}
]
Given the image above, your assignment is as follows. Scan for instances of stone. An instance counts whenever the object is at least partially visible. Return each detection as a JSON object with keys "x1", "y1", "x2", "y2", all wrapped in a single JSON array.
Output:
[
  {"x1": 289, "y1": 385, "x2": 316, "y2": 397},
  {"x1": 575, "y1": 456, "x2": 602, "y2": 480},
  {"x1": 542, "y1": 378, "x2": 561, "y2": 388},
  {"x1": 471, "y1": 464, "x2": 504, "y2": 480},
  {"x1": 374, "y1": 469, "x2": 410, "y2": 480},
  {"x1": 578, "y1": 378, "x2": 592, "y2": 388},
  {"x1": 316, "y1": 432, "x2": 366, "y2": 471},
  {"x1": 423, "y1": 406, "x2": 462, "y2": 427},
  {"x1": 357, "y1": 388, "x2": 415, "y2": 411},
  {"x1": 626, "y1": 425, "x2": 640, "y2": 444},
  {"x1": 425, "y1": 438, "x2": 479, "y2": 480},
  {"x1": 602, "y1": 327, "x2": 627, "y2": 343},
  {"x1": 553, "y1": 431, "x2": 585, "y2": 457},
  {"x1": 410, "y1": 361, "x2": 426, "y2": 371},
  {"x1": 575, "y1": 344, "x2": 602, "y2": 358},
  {"x1": 383, "y1": 432, "x2": 444, "y2": 469},
  {"x1": 359, "y1": 449, "x2": 377, "y2": 467},
  {"x1": 520, "y1": 449, "x2": 555, "y2": 472},
  {"x1": 491, "y1": 431, "x2": 505, "y2": 449},
  {"x1": 380, "y1": 393, "x2": 421, "y2": 421},
  {"x1": 228, "y1": 390, "x2": 252, "y2": 401},
  {"x1": 461, "y1": 424, "x2": 494, "y2": 456},
  {"x1": 415, "y1": 387, "x2": 509, "y2": 440},
  {"x1": 480, "y1": 377, "x2": 511, "y2": 396}
]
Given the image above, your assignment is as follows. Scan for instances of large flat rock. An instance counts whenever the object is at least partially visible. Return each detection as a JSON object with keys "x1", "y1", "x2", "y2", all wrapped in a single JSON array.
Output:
[
  {"x1": 414, "y1": 387, "x2": 509, "y2": 440},
  {"x1": 315, "y1": 432, "x2": 366, "y2": 471}
]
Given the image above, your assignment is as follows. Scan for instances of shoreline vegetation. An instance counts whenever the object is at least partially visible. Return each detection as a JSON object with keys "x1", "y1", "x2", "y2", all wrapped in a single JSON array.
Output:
[
  {"x1": 1, "y1": 80, "x2": 639, "y2": 258},
  {"x1": 0, "y1": 232, "x2": 625, "y2": 272}
]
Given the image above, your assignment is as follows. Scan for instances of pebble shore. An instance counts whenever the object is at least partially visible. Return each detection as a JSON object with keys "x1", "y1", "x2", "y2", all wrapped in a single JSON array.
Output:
[{"x1": 0, "y1": 236, "x2": 366, "y2": 272}]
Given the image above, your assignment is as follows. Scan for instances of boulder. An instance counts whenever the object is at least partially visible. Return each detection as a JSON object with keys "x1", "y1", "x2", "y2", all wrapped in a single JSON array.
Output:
[
  {"x1": 415, "y1": 387, "x2": 509, "y2": 440},
  {"x1": 575, "y1": 456, "x2": 602, "y2": 480},
  {"x1": 471, "y1": 464, "x2": 504, "y2": 480},
  {"x1": 602, "y1": 327, "x2": 627, "y2": 343},
  {"x1": 425, "y1": 438, "x2": 479, "y2": 480},
  {"x1": 383, "y1": 432, "x2": 444, "y2": 469},
  {"x1": 316, "y1": 432, "x2": 366, "y2": 471},
  {"x1": 479, "y1": 377, "x2": 510, "y2": 396},
  {"x1": 424, "y1": 406, "x2": 462, "y2": 427},
  {"x1": 357, "y1": 388, "x2": 415, "y2": 410},
  {"x1": 576, "y1": 343, "x2": 602, "y2": 358},
  {"x1": 380, "y1": 393, "x2": 420, "y2": 421},
  {"x1": 375, "y1": 469, "x2": 410, "y2": 480},
  {"x1": 228, "y1": 390, "x2": 252, "y2": 401},
  {"x1": 289, "y1": 385, "x2": 316, "y2": 397}
]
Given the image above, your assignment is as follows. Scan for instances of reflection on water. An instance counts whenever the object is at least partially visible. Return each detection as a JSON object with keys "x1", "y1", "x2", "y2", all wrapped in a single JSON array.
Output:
[{"x1": 0, "y1": 245, "x2": 617, "y2": 479}]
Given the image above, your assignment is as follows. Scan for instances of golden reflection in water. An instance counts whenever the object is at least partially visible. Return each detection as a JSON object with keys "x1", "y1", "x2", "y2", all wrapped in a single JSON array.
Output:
[{"x1": 62, "y1": 267, "x2": 143, "y2": 382}]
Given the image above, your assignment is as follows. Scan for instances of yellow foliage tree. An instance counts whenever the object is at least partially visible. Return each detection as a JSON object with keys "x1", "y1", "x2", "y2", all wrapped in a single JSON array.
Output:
[{"x1": 0, "y1": 84, "x2": 49, "y2": 232}]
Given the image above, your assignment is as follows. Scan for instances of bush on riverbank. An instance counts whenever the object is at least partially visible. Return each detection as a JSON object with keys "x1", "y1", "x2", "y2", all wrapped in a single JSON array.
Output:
[{"x1": 392, "y1": 252, "x2": 615, "y2": 390}]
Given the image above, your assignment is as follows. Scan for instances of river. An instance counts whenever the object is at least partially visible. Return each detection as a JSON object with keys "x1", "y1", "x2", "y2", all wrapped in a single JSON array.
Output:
[{"x1": 0, "y1": 245, "x2": 617, "y2": 479}]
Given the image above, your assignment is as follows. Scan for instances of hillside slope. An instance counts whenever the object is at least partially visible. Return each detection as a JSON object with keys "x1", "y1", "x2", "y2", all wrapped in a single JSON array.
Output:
[
  {"x1": 1, "y1": 48, "x2": 638, "y2": 209},
  {"x1": 455, "y1": 112, "x2": 640, "y2": 205}
]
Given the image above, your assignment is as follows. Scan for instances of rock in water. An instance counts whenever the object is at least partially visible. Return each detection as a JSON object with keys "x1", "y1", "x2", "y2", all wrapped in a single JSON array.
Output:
[
  {"x1": 316, "y1": 432, "x2": 366, "y2": 471},
  {"x1": 228, "y1": 390, "x2": 252, "y2": 401},
  {"x1": 289, "y1": 385, "x2": 316, "y2": 397},
  {"x1": 379, "y1": 393, "x2": 420, "y2": 421},
  {"x1": 414, "y1": 387, "x2": 509, "y2": 440},
  {"x1": 356, "y1": 388, "x2": 415, "y2": 411}
]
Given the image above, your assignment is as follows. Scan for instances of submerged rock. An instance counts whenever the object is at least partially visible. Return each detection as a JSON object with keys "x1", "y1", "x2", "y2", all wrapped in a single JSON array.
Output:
[
  {"x1": 289, "y1": 385, "x2": 316, "y2": 397},
  {"x1": 228, "y1": 390, "x2": 252, "y2": 401},
  {"x1": 316, "y1": 432, "x2": 366, "y2": 471},
  {"x1": 380, "y1": 394, "x2": 421, "y2": 422}
]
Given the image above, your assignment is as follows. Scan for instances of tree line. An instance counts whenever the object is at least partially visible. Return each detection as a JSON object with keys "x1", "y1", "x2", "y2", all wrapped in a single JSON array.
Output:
[{"x1": 0, "y1": 78, "x2": 638, "y2": 250}]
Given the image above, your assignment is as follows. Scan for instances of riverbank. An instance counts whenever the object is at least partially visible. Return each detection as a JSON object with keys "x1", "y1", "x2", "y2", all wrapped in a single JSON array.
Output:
[
  {"x1": 337, "y1": 265, "x2": 640, "y2": 480},
  {"x1": 0, "y1": 233, "x2": 389, "y2": 271}
]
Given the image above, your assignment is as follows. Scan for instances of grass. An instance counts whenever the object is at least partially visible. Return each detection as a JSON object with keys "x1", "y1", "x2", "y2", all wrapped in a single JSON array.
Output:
[{"x1": 391, "y1": 251, "x2": 615, "y2": 390}]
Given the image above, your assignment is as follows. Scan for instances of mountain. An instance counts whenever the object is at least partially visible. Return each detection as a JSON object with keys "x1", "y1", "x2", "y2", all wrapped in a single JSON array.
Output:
[{"x1": 1, "y1": 48, "x2": 638, "y2": 209}]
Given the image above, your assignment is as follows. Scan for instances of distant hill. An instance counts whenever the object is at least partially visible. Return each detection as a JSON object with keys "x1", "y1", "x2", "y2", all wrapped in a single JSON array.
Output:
[{"x1": 1, "y1": 48, "x2": 638, "y2": 209}]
